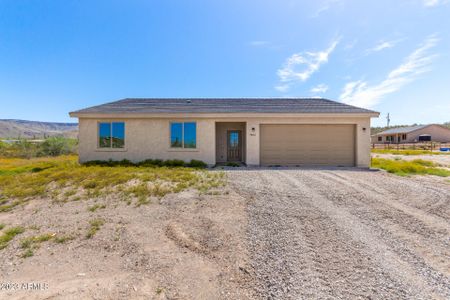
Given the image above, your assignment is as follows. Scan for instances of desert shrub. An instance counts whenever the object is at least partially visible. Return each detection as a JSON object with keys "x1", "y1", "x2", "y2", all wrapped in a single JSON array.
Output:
[
  {"x1": 140, "y1": 159, "x2": 164, "y2": 167},
  {"x1": 186, "y1": 159, "x2": 207, "y2": 168},
  {"x1": 83, "y1": 159, "x2": 134, "y2": 167},
  {"x1": 163, "y1": 159, "x2": 185, "y2": 167},
  {"x1": 0, "y1": 138, "x2": 77, "y2": 158},
  {"x1": 38, "y1": 137, "x2": 76, "y2": 157},
  {"x1": 1, "y1": 139, "x2": 39, "y2": 158},
  {"x1": 84, "y1": 158, "x2": 207, "y2": 168}
]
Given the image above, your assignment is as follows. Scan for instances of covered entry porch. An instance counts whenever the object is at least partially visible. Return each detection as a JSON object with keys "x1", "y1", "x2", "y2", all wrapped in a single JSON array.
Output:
[{"x1": 215, "y1": 122, "x2": 247, "y2": 164}]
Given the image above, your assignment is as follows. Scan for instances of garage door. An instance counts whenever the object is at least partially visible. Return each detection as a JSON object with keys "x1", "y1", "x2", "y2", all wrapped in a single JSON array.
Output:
[{"x1": 260, "y1": 124, "x2": 355, "y2": 166}]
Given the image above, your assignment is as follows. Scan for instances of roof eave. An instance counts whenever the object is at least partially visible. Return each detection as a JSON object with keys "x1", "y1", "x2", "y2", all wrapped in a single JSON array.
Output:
[{"x1": 69, "y1": 111, "x2": 380, "y2": 118}]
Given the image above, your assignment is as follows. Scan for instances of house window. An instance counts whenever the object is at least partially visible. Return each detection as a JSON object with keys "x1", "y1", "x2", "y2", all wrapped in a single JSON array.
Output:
[
  {"x1": 98, "y1": 122, "x2": 125, "y2": 148},
  {"x1": 402, "y1": 134, "x2": 407, "y2": 140},
  {"x1": 170, "y1": 122, "x2": 197, "y2": 148},
  {"x1": 378, "y1": 136, "x2": 382, "y2": 142}
]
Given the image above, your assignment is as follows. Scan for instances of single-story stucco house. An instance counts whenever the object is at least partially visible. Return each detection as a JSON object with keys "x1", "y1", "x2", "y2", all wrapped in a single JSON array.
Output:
[
  {"x1": 69, "y1": 98, "x2": 379, "y2": 167},
  {"x1": 371, "y1": 124, "x2": 450, "y2": 144}
]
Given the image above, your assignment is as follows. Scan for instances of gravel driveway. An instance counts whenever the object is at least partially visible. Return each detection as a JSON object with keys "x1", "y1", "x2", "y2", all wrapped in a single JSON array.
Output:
[{"x1": 228, "y1": 169, "x2": 450, "y2": 299}]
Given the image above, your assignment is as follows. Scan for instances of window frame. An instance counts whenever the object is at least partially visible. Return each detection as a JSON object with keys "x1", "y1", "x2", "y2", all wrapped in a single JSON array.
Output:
[
  {"x1": 169, "y1": 121, "x2": 197, "y2": 149},
  {"x1": 97, "y1": 121, "x2": 126, "y2": 149}
]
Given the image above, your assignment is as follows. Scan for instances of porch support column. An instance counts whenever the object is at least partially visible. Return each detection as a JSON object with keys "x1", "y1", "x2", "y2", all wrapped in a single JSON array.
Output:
[{"x1": 246, "y1": 121, "x2": 260, "y2": 166}]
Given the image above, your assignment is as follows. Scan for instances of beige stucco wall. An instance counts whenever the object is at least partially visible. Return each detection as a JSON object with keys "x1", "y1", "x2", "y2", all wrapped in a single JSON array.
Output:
[
  {"x1": 371, "y1": 125, "x2": 450, "y2": 143},
  {"x1": 76, "y1": 114, "x2": 374, "y2": 167},
  {"x1": 407, "y1": 125, "x2": 450, "y2": 143},
  {"x1": 78, "y1": 118, "x2": 216, "y2": 165}
]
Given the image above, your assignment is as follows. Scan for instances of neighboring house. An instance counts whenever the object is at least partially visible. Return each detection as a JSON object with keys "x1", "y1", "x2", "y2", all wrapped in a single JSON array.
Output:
[
  {"x1": 69, "y1": 98, "x2": 379, "y2": 167},
  {"x1": 371, "y1": 124, "x2": 450, "y2": 144}
]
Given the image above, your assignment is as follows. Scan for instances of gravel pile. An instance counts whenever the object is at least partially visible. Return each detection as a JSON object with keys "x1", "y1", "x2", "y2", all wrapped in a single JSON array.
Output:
[{"x1": 228, "y1": 169, "x2": 450, "y2": 299}]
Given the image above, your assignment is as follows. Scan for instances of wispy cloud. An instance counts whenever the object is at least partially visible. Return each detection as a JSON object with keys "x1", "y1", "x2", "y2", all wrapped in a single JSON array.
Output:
[
  {"x1": 340, "y1": 35, "x2": 439, "y2": 108},
  {"x1": 423, "y1": 0, "x2": 449, "y2": 7},
  {"x1": 248, "y1": 40, "x2": 284, "y2": 50},
  {"x1": 311, "y1": 0, "x2": 343, "y2": 18},
  {"x1": 365, "y1": 38, "x2": 404, "y2": 54},
  {"x1": 275, "y1": 38, "x2": 339, "y2": 92},
  {"x1": 344, "y1": 39, "x2": 358, "y2": 50},
  {"x1": 310, "y1": 84, "x2": 329, "y2": 94},
  {"x1": 249, "y1": 40, "x2": 270, "y2": 47}
]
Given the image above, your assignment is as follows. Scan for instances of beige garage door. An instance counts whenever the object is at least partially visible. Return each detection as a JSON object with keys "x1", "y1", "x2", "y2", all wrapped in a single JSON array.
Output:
[{"x1": 260, "y1": 124, "x2": 355, "y2": 166}]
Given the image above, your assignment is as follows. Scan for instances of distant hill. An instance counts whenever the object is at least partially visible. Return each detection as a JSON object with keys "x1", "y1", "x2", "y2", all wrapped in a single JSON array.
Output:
[{"x1": 0, "y1": 119, "x2": 78, "y2": 139}]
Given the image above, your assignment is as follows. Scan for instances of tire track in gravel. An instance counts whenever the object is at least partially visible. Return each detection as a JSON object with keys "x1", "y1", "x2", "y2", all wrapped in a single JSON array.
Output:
[
  {"x1": 329, "y1": 171, "x2": 450, "y2": 219},
  {"x1": 313, "y1": 171, "x2": 450, "y2": 286},
  {"x1": 245, "y1": 171, "x2": 325, "y2": 299},
  {"x1": 309, "y1": 171, "x2": 450, "y2": 279},
  {"x1": 317, "y1": 171, "x2": 450, "y2": 243},
  {"x1": 279, "y1": 170, "x2": 449, "y2": 299},
  {"x1": 229, "y1": 170, "x2": 416, "y2": 299}
]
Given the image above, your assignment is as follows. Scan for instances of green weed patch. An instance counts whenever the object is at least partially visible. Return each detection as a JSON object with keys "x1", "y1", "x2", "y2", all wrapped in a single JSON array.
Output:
[
  {"x1": 0, "y1": 156, "x2": 224, "y2": 211},
  {"x1": 372, "y1": 158, "x2": 450, "y2": 177},
  {"x1": 371, "y1": 149, "x2": 450, "y2": 155},
  {"x1": 0, "y1": 226, "x2": 25, "y2": 249}
]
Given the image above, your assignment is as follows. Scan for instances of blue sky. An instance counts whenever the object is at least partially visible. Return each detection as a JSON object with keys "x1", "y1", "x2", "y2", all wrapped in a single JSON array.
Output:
[{"x1": 0, "y1": 0, "x2": 449, "y2": 126}]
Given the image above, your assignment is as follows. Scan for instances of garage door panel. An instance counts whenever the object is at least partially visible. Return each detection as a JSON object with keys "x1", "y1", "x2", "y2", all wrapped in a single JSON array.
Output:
[{"x1": 260, "y1": 124, "x2": 355, "y2": 166}]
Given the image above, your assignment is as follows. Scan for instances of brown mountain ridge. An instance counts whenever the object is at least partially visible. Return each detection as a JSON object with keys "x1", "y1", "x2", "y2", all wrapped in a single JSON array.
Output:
[{"x1": 0, "y1": 119, "x2": 78, "y2": 139}]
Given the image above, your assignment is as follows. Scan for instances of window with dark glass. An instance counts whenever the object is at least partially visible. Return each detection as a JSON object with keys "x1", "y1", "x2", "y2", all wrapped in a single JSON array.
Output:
[
  {"x1": 378, "y1": 136, "x2": 382, "y2": 142},
  {"x1": 170, "y1": 122, "x2": 196, "y2": 148},
  {"x1": 98, "y1": 122, "x2": 125, "y2": 148}
]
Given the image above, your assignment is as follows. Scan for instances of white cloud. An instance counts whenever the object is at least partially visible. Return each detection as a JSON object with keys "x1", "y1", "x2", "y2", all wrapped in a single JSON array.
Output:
[
  {"x1": 423, "y1": 0, "x2": 449, "y2": 7},
  {"x1": 340, "y1": 35, "x2": 439, "y2": 108},
  {"x1": 275, "y1": 38, "x2": 339, "y2": 92},
  {"x1": 310, "y1": 84, "x2": 329, "y2": 94}
]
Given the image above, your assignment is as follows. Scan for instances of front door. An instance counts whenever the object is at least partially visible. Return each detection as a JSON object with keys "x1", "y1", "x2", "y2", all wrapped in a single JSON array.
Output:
[{"x1": 227, "y1": 130, "x2": 242, "y2": 162}]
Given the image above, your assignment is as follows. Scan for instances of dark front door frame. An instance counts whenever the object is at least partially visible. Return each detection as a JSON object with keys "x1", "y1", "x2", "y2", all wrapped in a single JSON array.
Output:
[{"x1": 227, "y1": 130, "x2": 242, "y2": 162}]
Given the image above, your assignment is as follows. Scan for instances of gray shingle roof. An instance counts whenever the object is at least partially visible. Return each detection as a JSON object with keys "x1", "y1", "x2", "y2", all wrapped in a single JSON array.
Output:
[
  {"x1": 377, "y1": 125, "x2": 429, "y2": 135},
  {"x1": 70, "y1": 98, "x2": 379, "y2": 115}
]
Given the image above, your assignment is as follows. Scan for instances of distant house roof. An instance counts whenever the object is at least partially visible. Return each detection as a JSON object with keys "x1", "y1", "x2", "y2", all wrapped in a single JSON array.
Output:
[
  {"x1": 70, "y1": 98, "x2": 379, "y2": 116},
  {"x1": 376, "y1": 125, "x2": 432, "y2": 135}
]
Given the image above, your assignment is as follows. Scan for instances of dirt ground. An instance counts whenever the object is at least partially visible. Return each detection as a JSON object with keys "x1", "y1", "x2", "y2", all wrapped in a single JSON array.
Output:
[
  {"x1": 0, "y1": 187, "x2": 255, "y2": 299},
  {"x1": 1, "y1": 168, "x2": 450, "y2": 299}
]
